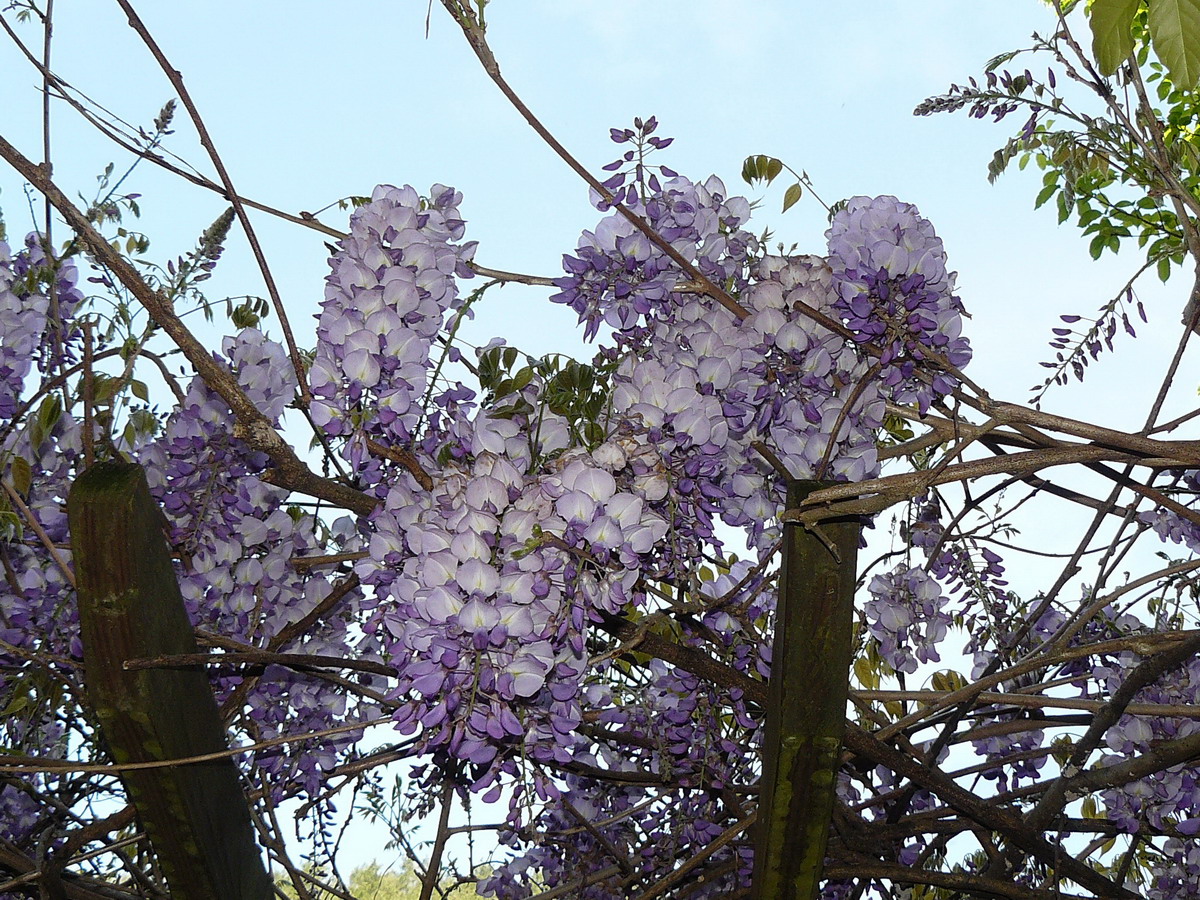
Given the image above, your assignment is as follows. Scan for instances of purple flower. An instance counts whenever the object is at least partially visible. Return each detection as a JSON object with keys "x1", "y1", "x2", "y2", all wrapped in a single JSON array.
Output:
[
  {"x1": 827, "y1": 196, "x2": 972, "y2": 411},
  {"x1": 865, "y1": 564, "x2": 951, "y2": 674}
]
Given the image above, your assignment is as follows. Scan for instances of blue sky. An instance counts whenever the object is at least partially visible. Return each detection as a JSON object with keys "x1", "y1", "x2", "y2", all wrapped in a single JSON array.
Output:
[
  {"x1": 2, "y1": 0, "x2": 1195, "y2": 878},
  {"x1": 2, "y1": 0, "x2": 1178, "y2": 414}
]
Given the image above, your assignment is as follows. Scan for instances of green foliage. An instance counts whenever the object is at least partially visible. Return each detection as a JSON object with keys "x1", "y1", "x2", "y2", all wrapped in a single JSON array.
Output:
[
  {"x1": 741, "y1": 153, "x2": 783, "y2": 186},
  {"x1": 740, "y1": 154, "x2": 806, "y2": 212},
  {"x1": 1086, "y1": 0, "x2": 1200, "y2": 87},
  {"x1": 926, "y1": 2, "x2": 1200, "y2": 396},
  {"x1": 9, "y1": 454, "x2": 31, "y2": 497},
  {"x1": 1148, "y1": 0, "x2": 1200, "y2": 87},
  {"x1": 476, "y1": 345, "x2": 613, "y2": 451},
  {"x1": 929, "y1": 669, "x2": 967, "y2": 692},
  {"x1": 28, "y1": 392, "x2": 62, "y2": 454},
  {"x1": 944, "y1": 17, "x2": 1196, "y2": 279},
  {"x1": 0, "y1": 491, "x2": 20, "y2": 541},
  {"x1": 0, "y1": 667, "x2": 68, "y2": 753},
  {"x1": 273, "y1": 861, "x2": 479, "y2": 900},
  {"x1": 1091, "y1": 0, "x2": 1142, "y2": 73},
  {"x1": 228, "y1": 295, "x2": 272, "y2": 329}
]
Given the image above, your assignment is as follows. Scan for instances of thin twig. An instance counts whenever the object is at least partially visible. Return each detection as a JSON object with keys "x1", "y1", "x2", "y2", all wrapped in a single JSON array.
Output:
[
  {"x1": 115, "y1": 0, "x2": 312, "y2": 402},
  {"x1": 0, "y1": 132, "x2": 376, "y2": 517},
  {"x1": 437, "y1": 2, "x2": 751, "y2": 322}
]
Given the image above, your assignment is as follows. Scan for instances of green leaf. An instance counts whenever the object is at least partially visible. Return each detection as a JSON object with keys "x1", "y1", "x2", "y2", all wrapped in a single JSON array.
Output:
[
  {"x1": 1159, "y1": 255, "x2": 1173, "y2": 280},
  {"x1": 583, "y1": 421, "x2": 606, "y2": 446},
  {"x1": 1057, "y1": 191, "x2": 1073, "y2": 223},
  {"x1": 1034, "y1": 182, "x2": 1058, "y2": 209},
  {"x1": 131, "y1": 379, "x2": 149, "y2": 402},
  {"x1": 988, "y1": 144, "x2": 1014, "y2": 184},
  {"x1": 38, "y1": 394, "x2": 62, "y2": 431},
  {"x1": 930, "y1": 669, "x2": 965, "y2": 692},
  {"x1": 782, "y1": 182, "x2": 803, "y2": 213},
  {"x1": 10, "y1": 456, "x2": 31, "y2": 497},
  {"x1": 742, "y1": 154, "x2": 784, "y2": 186},
  {"x1": 985, "y1": 50, "x2": 1021, "y2": 72},
  {"x1": 1150, "y1": 0, "x2": 1200, "y2": 89},
  {"x1": 1089, "y1": 0, "x2": 1140, "y2": 75},
  {"x1": 0, "y1": 685, "x2": 32, "y2": 717},
  {"x1": 511, "y1": 366, "x2": 534, "y2": 392},
  {"x1": 93, "y1": 375, "x2": 120, "y2": 403},
  {"x1": 31, "y1": 394, "x2": 63, "y2": 450},
  {"x1": 853, "y1": 656, "x2": 879, "y2": 691}
]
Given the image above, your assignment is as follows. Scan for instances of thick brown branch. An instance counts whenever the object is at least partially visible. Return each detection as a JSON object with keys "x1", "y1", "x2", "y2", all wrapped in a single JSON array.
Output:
[
  {"x1": 1026, "y1": 632, "x2": 1200, "y2": 831},
  {"x1": 122, "y1": 649, "x2": 396, "y2": 679},
  {"x1": 1064, "y1": 731, "x2": 1200, "y2": 794},
  {"x1": 984, "y1": 400, "x2": 1200, "y2": 461},
  {"x1": 364, "y1": 437, "x2": 434, "y2": 491},
  {"x1": 840, "y1": 725, "x2": 1136, "y2": 898},
  {"x1": 0, "y1": 842, "x2": 143, "y2": 900},
  {"x1": 824, "y1": 858, "x2": 1089, "y2": 900},
  {"x1": 592, "y1": 610, "x2": 765, "y2": 703},
  {"x1": 791, "y1": 444, "x2": 1146, "y2": 522}
]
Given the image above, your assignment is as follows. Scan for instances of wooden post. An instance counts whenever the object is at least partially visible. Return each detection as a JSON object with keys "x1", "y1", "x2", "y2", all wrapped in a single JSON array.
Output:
[
  {"x1": 751, "y1": 479, "x2": 861, "y2": 900},
  {"x1": 68, "y1": 461, "x2": 272, "y2": 900}
]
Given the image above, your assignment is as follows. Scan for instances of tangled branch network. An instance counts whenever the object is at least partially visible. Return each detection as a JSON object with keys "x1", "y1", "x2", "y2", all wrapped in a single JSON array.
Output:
[{"x1": 4, "y1": 123, "x2": 1199, "y2": 898}]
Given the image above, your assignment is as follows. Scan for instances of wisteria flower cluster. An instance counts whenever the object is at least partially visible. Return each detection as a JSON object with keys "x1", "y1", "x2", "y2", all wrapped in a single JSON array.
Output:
[
  {"x1": 1138, "y1": 470, "x2": 1200, "y2": 554},
  {"x1": 0, "y1": 234, "x2": 85, "y2": 419},
  {"x1": 479, "y1": 658, "x2": 761, "y2": 899},
  {"x1": 0, "y1": 238, "x2": 92, "y2": 847},
  {"x1": 310, "y1": 183, "x2": 477, "y2": 469},
  {"x1": 358, "y1": 413, "x2": 676, "y2": 782},
  {"x1": 1129, "y1": 469, "x2": 1200, "y2": 898},
  {"x1": 562, "y1": 188, "x2": 887, "y2": 551},
  {"x1": 135, "y1": 328, "x2": 379, "y2": 799},
  {"x1": 864, "y1": 563, "x2": 951, "y2": 675},
  {"x1": 553, "y1": 174, "x2": 756, "y2": 340},
  {"x1": 599, "y1": 114, "x2": 677, "y2": 208},
  {"x1": 827, "y1": 195, "x2": 972, "y2": 411},
  {"x1": 1097, "y1": 646, "x2": 1200, "y2": 840},
  {"x1": 0, "y1": 236, "x2": 91, "y2": 665},
  {"x1": 0, "y1": 241, "x2": 46, "y2": 421}
]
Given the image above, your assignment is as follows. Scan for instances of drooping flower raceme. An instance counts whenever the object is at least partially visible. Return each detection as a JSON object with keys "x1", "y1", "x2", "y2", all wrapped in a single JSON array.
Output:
[
  {"x1": 864, "y1": 564, "x2": 951, "y2": 675},
  {"x1": 553, "y1": 174, "x2": 757, "y2": 340},
  {"x1": 827, "y1": 195, "x2": 971, "y2": 411},
  {"x1": 0, "y1": 234, "x2": 86, "y2": 421},
  {"x1": 309, "y1": 184, "x2": 477, "y2": 468},
  {"x1": 0, "y1": 244, "x2": 47, "y2": 421},
  {"x1": 137, "y1": 329, "x2": 379, "y2": 799},
  {"x1": 0, "y1": 235, "x2": 94, "y2": 850}
]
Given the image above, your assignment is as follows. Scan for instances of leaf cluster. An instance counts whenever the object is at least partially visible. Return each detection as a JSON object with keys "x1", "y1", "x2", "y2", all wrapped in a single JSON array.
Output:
[
  {"x1": 476, "y1": 344, "x2": 612, "y2": 450},
  {"x1": 919, "y1": 5, "x2": 1200, "y2": 400},
  {"x1": 741, "y1": 154, "x2": 806, "y2": 213},
  {"x1": 1089, "y1": 0, "x2": 1200, "y2": 89}
]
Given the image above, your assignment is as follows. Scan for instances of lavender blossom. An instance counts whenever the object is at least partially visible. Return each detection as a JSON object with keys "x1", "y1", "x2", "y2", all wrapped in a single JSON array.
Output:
[{"x1": 827, "y1": 196, "x2": 971, "y2": 411}]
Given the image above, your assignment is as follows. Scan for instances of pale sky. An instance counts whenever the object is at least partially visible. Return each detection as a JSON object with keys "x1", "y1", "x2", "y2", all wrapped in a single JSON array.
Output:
[
  {"x1": 2, "y1": 0, "x2": 1178, "y2": 417},
  {"x1": 1, "y1": 0, "x2": 1194, "y2": 878}
]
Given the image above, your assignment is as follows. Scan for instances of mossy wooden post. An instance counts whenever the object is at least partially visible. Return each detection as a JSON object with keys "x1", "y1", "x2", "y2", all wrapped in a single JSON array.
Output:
[
  {"x1": 751, "y1": 479, "x2": 861, "y2": 900},
  {"x1": 68, "y1": 461, "x2": 271, "y2": 900}
]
